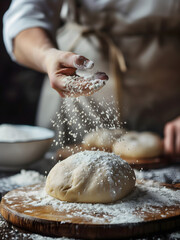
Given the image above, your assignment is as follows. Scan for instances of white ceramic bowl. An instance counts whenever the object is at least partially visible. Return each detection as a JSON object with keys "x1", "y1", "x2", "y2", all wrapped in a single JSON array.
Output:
[{"x1": 0, "y1": 124, "x2": 54, "y2": 169}]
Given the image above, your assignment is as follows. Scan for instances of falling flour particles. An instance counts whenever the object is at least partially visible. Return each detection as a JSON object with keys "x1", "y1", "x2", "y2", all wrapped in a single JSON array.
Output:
[
  {"x1": 51, "y1": 96, "x2": 126, "y2": 153},
  {"x1": 1, "y1": 83, "x2": 179, "y2": 239},
  {"x1": 63, "y1": 74, "x2": 106, "y2": 97}
]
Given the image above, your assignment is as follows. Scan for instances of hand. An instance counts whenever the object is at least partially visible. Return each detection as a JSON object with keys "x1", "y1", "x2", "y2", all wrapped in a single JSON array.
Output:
[
  {"x1": 164, "y1": 116, "x2": 180, "y2": 156},
  {"x1": 13, "y1": 28, "x2": 108, "y2": 97},
  {"x1": 44, "y1": 48, "x2": 108, "y2": 97}
]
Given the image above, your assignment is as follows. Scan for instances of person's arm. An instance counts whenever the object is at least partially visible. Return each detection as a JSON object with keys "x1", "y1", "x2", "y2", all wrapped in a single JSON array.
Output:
[
  {"x1": 164, "y1": 116, "x2": 180, "y2": 157},
  {"x1": 13, "y1": 27, "x2": 108, "y2": 97},
  {"x1": 14, "y1": 27, "x2": 56, "y2": 72},
  {"x1": 3, "y1": 0, "x2": 108, "y2": 97},
  {"x1": 3, "y1": 0, "x2": 62, "y2": 60}
]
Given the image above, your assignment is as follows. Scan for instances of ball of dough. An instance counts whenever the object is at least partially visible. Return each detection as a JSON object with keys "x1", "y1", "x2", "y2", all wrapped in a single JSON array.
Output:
[
  {"x1": 113, "y1": 131, "x2": 163, "y2": 159},
  {"x1": 45, "y1": 150, "x2": 136, "y2": 203},
  {"x1": 83, "y1": 128, "x2": 125, "y2": 151}
]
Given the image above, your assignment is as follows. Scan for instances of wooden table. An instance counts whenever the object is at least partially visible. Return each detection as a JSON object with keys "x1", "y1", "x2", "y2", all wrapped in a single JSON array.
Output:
[{"x1": 0, "y1": 156, "x2": 179, "y2": 240}]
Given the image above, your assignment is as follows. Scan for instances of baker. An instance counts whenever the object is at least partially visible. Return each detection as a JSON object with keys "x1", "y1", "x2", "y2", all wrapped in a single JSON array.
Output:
[{"x1": 3, "y1": 0, "x2": 180, "y2": 156}]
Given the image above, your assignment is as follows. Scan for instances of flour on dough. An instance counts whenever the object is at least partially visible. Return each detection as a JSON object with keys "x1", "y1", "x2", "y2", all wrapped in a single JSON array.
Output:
[{"x1": 45, "y1": 150, "x2": 136, "y2": 203}]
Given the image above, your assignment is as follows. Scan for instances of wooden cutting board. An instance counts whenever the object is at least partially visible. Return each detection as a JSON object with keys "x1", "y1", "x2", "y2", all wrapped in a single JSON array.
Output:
[
  {"x1": 1, "y1": 180, "x2": 180, "y2": 239},
  {"x1": 56, "y1": 144, "x2": 174, "y2": 170}
]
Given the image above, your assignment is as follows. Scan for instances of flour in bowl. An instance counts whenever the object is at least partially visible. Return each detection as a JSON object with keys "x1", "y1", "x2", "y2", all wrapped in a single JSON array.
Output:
[
  {"x1": 0, "y1": 124, "x2": 54, "y2": 142},
  {"x1": 0, "y1": 124, "x2": 32, "y2": 142}
]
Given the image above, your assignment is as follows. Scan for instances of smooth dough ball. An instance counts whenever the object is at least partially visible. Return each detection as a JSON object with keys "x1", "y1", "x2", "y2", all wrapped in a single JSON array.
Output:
[
  {"x1": 45, "y1": 150, "x2": 136, "y2": 203},
  {"x1": 113, "y1": 131, "x2": 163, "y2": 159},
  {"x1": 83, "y1": 128, "x2": 126, "y2": 151}
]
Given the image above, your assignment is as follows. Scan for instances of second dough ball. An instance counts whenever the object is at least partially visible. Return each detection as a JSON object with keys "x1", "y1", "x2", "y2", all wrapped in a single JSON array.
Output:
[
  {"x1": 45, "y1": 151, "x2": 136, "y2": 203},
  {"x1": 113, "y1": 131, "x2": 163, "y2": 159},
  {"x1": 83, "y1": 128, "x2": 126, "y2": 151}
]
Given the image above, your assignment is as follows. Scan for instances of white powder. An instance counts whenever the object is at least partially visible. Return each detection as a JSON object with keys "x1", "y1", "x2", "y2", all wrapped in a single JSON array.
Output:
[
  {"x1": 1, "y1": 172, "x2": 180, "y2": 239},
  {"x1": 4, "y1": 180, "x2": 180, "y2": 225},
  {"x1": 0, "y1": 215, "x2": 74, "y2": 240},
  {"x1": 0, "y1": 124, "x2": 54, "y2": 142},
  {"x1": 47, "y1": 151, "x2": 135, "y2": 202},
  {"x1": 134, "y1": 167, "x2": 180, "y2": 184},
  {"x1": 66, "y1": 150, "x2": 128, "y2": 168},
  {"x1": 8, "y1": 170, "x2": 45, "y2": 186},
  {"x1": 0, "y1": 124, "x2": 31, "y2": 142},
  {"x1": 0, "y1": 170, "x2": 45, "y2": 193},
  {"x1": 63, "y1": 74, "x2": 106, "y2": 97},
  {"x1": 30, "y1": 236, "x2": 74, "y2": 240},
  {"x1": 0, "y1": 220, "x2": 4, "y2": 227},
  {"x1": 51, "y1": 96, "x2": 124, "y2": 151},
  {"x1": 169, "y1": 231, "x2": 180, "y2": 239}
]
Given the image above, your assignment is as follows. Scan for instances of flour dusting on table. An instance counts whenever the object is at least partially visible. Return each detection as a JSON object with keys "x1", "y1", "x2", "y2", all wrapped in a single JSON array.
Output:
[
  {"x1": 9, "y1": 170, "x2": 45, "y2": 186},
  {"x1": 0, "y1": 170, "x2": 45, "y2": 193}
]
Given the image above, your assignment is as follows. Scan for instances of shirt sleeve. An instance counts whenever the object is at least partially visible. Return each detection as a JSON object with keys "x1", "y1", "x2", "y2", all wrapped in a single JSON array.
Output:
[{"x1": 3, "y1": 0, "x2": 62, "y2": 61}]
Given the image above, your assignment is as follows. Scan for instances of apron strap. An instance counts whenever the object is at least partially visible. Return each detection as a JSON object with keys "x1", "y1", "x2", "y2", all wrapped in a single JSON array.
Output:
[{"x1": 60, "y1": 0, "x2": 80, "y2": 23}]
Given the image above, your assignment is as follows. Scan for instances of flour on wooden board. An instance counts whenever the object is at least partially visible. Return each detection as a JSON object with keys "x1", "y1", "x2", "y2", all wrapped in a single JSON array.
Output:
[{"x1": 4, "y1": 179, "x2": 180, "y2": 224}]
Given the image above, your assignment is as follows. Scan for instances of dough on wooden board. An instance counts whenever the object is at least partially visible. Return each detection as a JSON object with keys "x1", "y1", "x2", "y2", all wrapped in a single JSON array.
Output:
[
  {"x1": 113, "y1": 131, "x2": 163, "y2": 159},
  {"x1": 45, "y1": 151, "x2": 136, "y2": 203}
]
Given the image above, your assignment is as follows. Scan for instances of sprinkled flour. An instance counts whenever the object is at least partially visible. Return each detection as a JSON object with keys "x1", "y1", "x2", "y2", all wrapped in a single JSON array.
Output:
[
  {"x1": 8, "y1": 170, "x2": 45, "y2": 186},
  {"x1": 1, "y1": 171, "x2": 180, "y2": 239},
  {"x1": 63, "y1": 74, "x2": 106, "y2": 97},
  {"x1": 46, "y1": 151, "x2": 135, "y2": 203},
  {"x1": 51, "y1": 96, "x2": 126, "y2": 153},
  {"x1": 3, "y1": 180, "x2": 180, "y2": 225},
  {"x1": 0, "y1": 170, "x2": 45, "y2": 193},
  {"x1": 134, "y1": 167, "x2": 180, "y2": 184},
  {"x1": 0, "y1": 215, "x2": 73, "y2": 240}
]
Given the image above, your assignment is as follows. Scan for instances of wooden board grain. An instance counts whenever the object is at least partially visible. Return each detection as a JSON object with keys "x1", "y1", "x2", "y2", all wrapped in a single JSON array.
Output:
[
  {"x1": 56, "y1": 144, "x2": 172, "y2": 170},
  {"x1": 1, "y1": 181, "x2": 180, "y2": 239}
]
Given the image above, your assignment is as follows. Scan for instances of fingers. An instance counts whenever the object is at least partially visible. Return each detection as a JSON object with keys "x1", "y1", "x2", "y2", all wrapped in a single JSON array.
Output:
[
  {"x1": 56, "y1": 67, "x2": 76, "y2": 76},
  {"x1": 164, "y1": 117, "x2": 180, "y2": 156},
  {"x1": 164, "y1": 123, "x2": 175, "y2": 155},
  {"x1": 73, "y1": 55, "x2": 94, "y2": 70},
  {"x1": 176, "y1": 129, "x2": 180, "y2": 155},
  {"x1": 59, "y1": 52, "x2": 94, "y2": 70},
  {"x1": 93, "y1": 72, "x2": 109, "y2": 81},
  {"x1": 175, "y1": 121, "x2": 180, "y2": 154}
]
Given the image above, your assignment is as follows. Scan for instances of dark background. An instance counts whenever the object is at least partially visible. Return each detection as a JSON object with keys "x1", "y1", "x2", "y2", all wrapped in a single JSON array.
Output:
[{"x1": 0, "y1": 1, "x2": 44, "y2": 125}]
